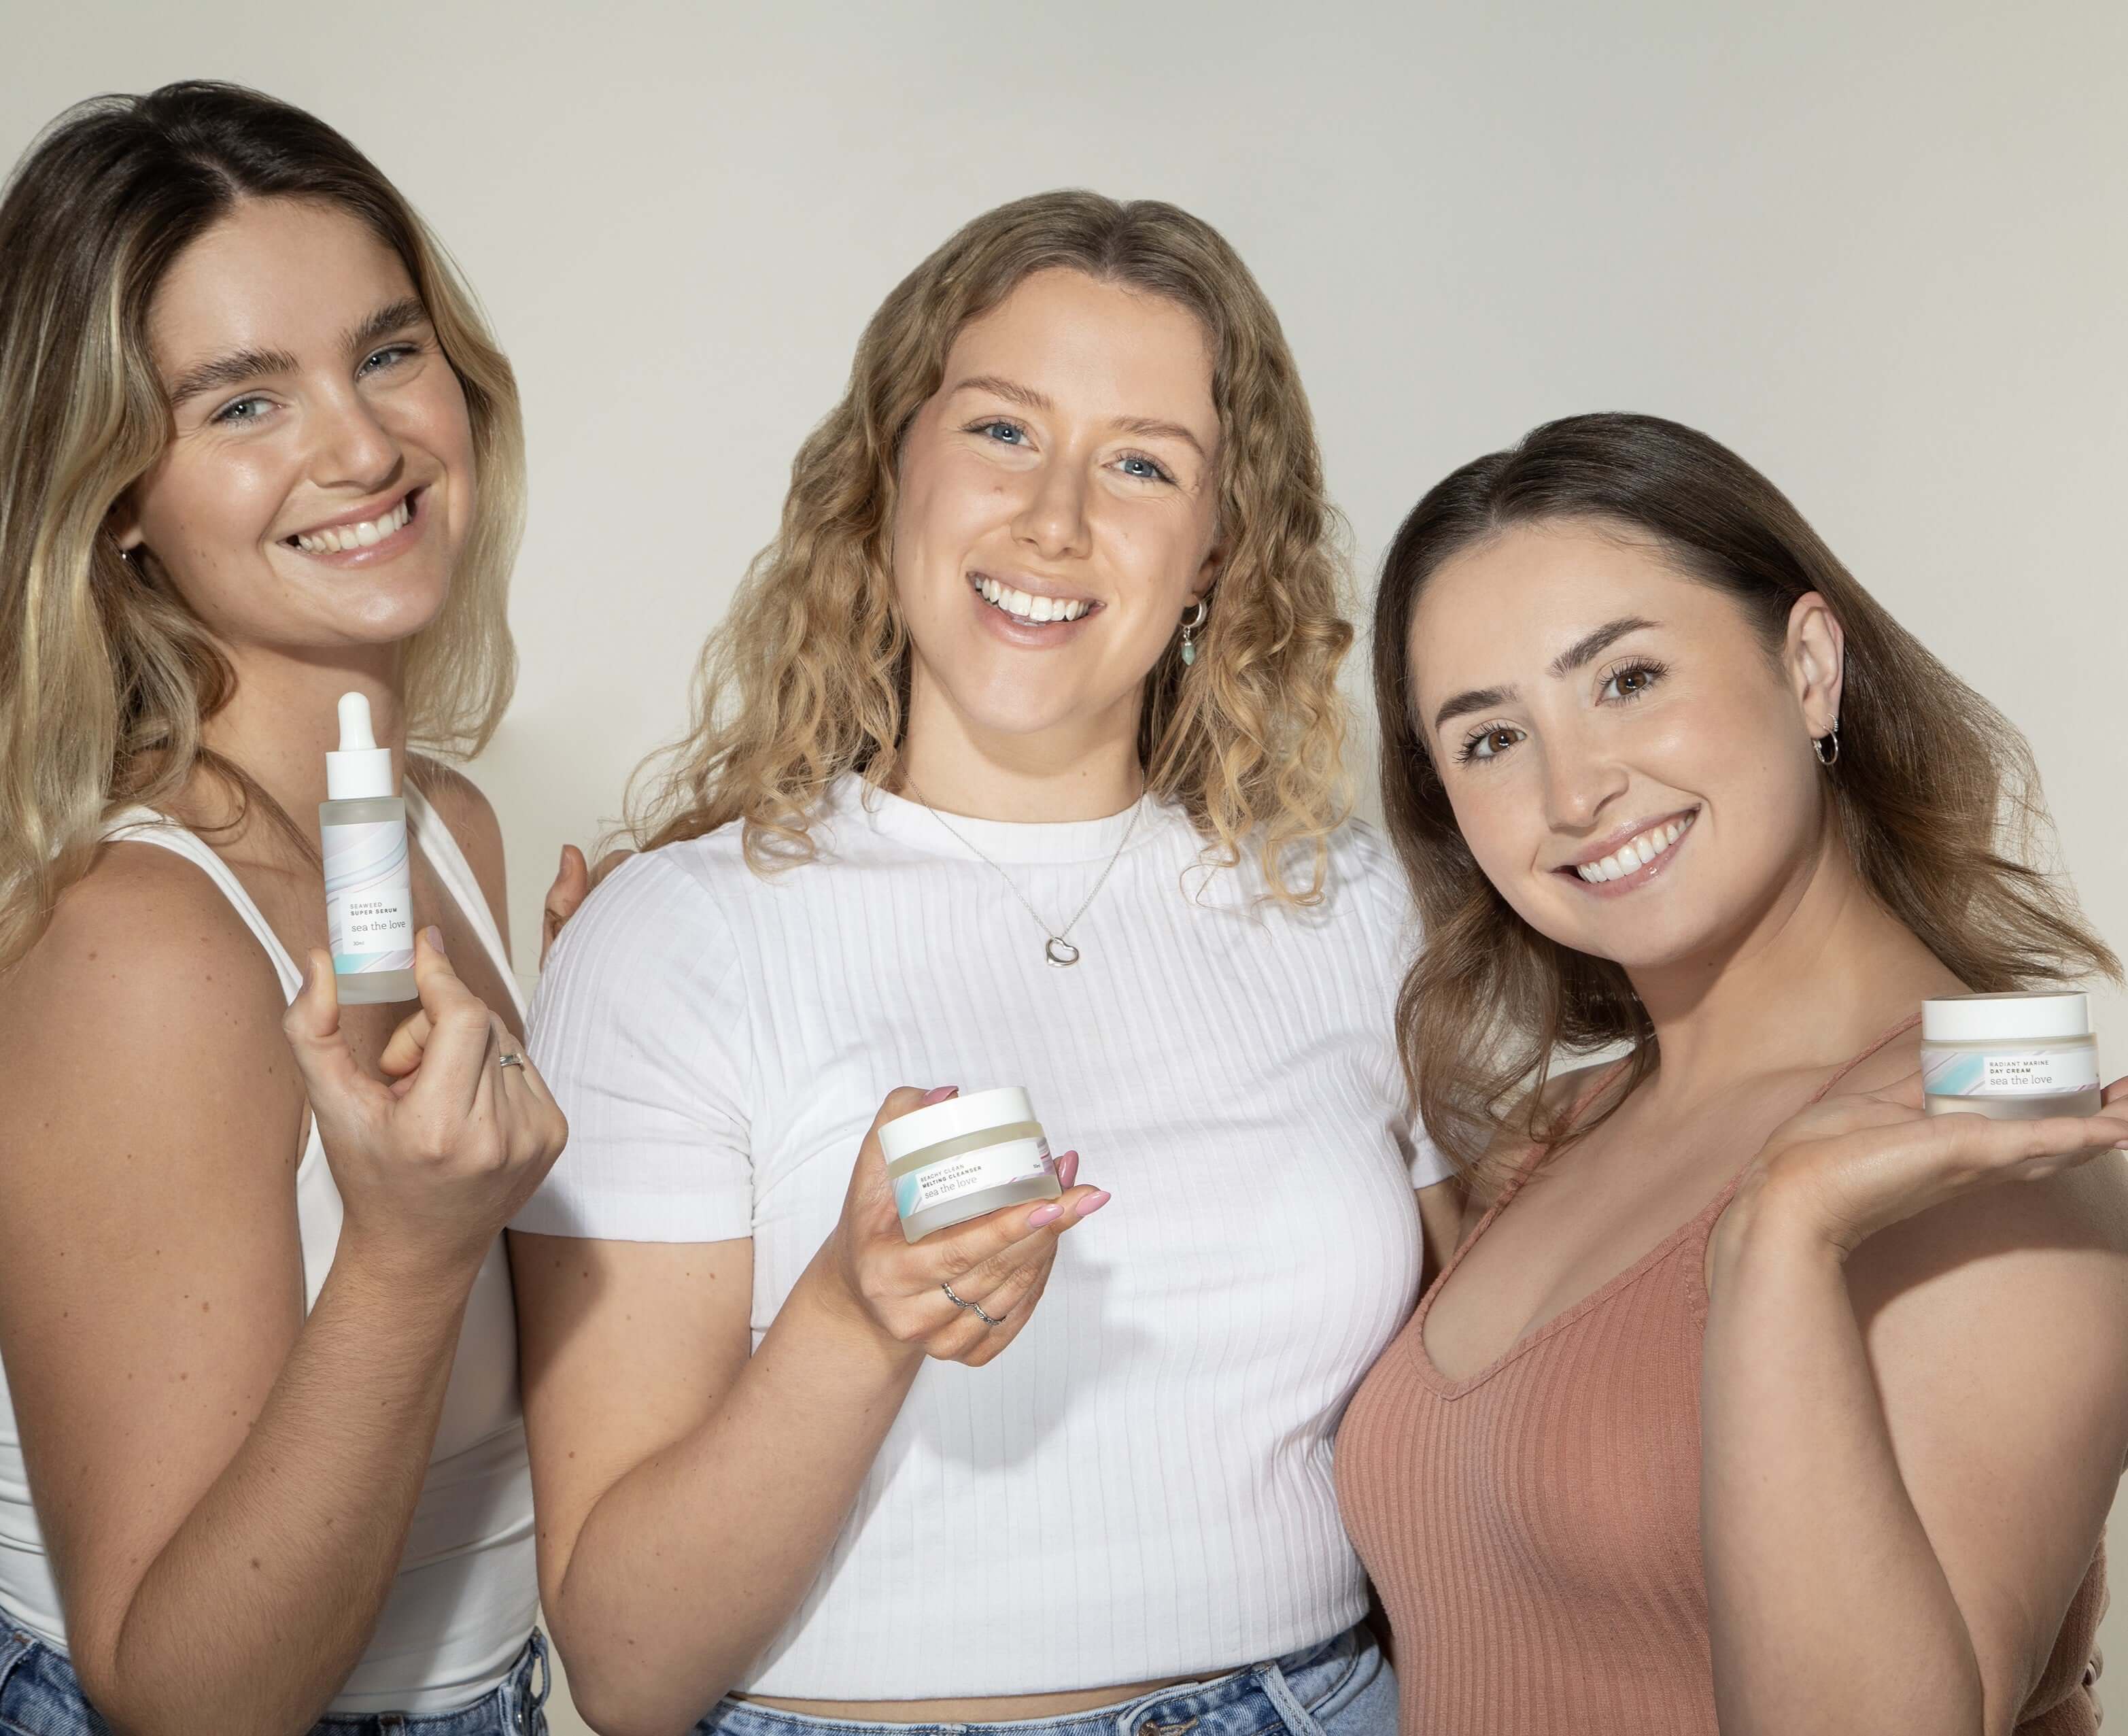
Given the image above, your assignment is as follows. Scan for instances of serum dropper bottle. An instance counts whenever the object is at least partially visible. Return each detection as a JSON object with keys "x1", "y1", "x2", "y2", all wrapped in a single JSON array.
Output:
[{"x1": 321, "y1": 692, "x2": 416, "y2": 1004}]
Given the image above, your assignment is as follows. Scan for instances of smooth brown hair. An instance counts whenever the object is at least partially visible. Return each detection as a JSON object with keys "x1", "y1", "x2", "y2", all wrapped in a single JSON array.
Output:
[
  {"x1": 627, "y1": 189, "x2": 1352, "y2": 904},
  {"x1": 0, "y1": 81, "x2": 524, "y2": 970},
  {"x1": 1373, "y1": 411, "x2": 2118, "y2": 1182}
]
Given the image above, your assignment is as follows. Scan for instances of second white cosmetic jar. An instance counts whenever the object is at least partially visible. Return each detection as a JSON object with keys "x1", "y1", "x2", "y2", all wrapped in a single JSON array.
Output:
[{"x1": 878, "y1": 1086, "x2": 1061, "y2": 1242}]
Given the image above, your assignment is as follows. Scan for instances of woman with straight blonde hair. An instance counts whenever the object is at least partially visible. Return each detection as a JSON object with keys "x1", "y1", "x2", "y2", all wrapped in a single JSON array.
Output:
[
  {"x1": 512, "y1": 192, "x2": 1435, "y2": 1733},
  {"x1": 0, "y1": 83, "x2": 567, "y2": 1734}
]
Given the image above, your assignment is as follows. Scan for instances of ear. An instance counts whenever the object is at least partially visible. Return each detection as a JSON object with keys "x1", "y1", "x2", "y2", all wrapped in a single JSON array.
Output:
[
  {"x1": 1783, "y1": 591, "x2": 1846, "y2": 738},
  {"x1": 107, "y1": 494, "x2": 145, "y2": 554},
  {"x1": 1189, "y1": 539, "x2": 1225, "y2": 605}
]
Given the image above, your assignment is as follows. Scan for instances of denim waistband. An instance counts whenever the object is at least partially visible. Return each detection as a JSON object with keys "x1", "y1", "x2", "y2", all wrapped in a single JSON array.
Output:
[
  {"x1": 0, "y1": 1622, "x2": 549, "y2": 1735},
  {"x1": 698, "y1": 1625, "x2": 1389, "y2": 1736}
]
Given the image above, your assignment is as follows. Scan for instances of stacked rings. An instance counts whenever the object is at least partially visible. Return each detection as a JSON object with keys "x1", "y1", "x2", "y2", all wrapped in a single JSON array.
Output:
[{"x1": 940, "y1": 1280, "x2": 1003, "y2": 1327}]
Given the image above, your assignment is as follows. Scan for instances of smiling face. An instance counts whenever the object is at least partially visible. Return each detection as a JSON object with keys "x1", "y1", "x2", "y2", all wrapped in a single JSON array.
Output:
[
  {"x1": 116, "y1": 197, "x2": 474, "y2": 658},
  {"x1": 890, "y1": 267, "x2": 1223, "y2": 754},
  {"x1": 1407, "y1": 520, "x2": 1844, "y2": 974}
]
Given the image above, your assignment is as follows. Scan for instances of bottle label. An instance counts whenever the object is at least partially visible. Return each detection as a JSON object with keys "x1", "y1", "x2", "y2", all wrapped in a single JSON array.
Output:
[
  {"x1": 324, "y1": 819, "x2": 415, "y2": 974},
  {"x1": 892, "y1": 1135, "x2": 1053, "y2": 1221},
  {"x1": 1923, "y1": 1047, "x2": 2100, "y2": 1098}
]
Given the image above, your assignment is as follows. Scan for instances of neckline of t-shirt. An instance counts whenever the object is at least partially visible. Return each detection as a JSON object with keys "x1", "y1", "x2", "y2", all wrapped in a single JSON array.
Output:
[{"x1": 829, "y1": 775, "x2": 1187, "y2": 866}]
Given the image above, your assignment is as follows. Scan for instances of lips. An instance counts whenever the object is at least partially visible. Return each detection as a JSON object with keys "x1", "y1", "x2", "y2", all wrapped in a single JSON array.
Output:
[{"x1": 1555, "y1": 808, "x2": 1698, "y2": 893}]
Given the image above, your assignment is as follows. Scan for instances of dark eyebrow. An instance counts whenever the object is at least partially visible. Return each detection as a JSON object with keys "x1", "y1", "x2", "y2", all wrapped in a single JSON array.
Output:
[
  {"x1": 345, "y1": 296, "x2": 430, "y2": 357},
  {"x1": 950, "y1": 375, "x2": 1208, "y2": 459},
  {"x1": 1430, "y1": 683, "x2": 1519, "y2": 732},
  {"x1": 165, "y1": 298, "x2": 430, "y2": 411},
  {"x1": 1427, "y1": 618, "x2": 1664, "y2": 734},
  {"x1": 167, "y1": 345, "x2": 301, "y2": 409},
  {"x1": 1549, "y1": 615, "x2": 1661, "y2": 677}
]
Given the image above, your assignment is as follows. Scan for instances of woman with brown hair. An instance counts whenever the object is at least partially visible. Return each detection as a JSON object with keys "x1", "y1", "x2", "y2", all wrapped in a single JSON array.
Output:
[
  {"x1": 510, "y1": 193, "x2": 1430, "y2": 1733},
  {"x1": 1337, "y1": 411, "x2": 2128, "y2": 1734},
  {"x1": 0, "y1": 84, "x2": 567, "y2": 1733}
]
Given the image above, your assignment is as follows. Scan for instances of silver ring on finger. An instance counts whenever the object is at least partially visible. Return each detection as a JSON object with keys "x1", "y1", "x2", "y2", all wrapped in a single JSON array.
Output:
[
  {"x1": 940, "y1": 1279, "x2": 1003, "y2": 1328},
  {"x1": 498, "y1": 1053, "x2": 525, "y2": 1070}
]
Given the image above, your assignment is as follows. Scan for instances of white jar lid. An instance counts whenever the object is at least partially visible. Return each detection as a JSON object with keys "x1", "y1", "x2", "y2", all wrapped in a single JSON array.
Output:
[
  {"x1": 1921, "y1": 991, "x2": 2091, "y2": 1043},
  {"x1": 877, "y1": 1086, "x2": 1038, "y2": 1162}
]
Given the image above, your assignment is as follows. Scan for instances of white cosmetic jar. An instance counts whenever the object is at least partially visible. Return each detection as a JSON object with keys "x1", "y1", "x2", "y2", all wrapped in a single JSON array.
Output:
[
  {"x1": 878, "y1": 1086, "x2": 1061, "y2": 1242},
  {"x1": 1921, "y1": 991, "x2": 2102, "y2": 1119}
]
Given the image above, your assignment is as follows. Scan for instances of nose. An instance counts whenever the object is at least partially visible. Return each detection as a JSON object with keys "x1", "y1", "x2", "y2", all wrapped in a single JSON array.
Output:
[
  {"x1": 1539, "y1": 719, "x2": 1630, "y2": 835},
  {"x1": 309, "y1": 385, "x2": 402, "y2": 496},
  {"x1": 1010, "y1": 454, "x2": 1091, "y2": 562}
]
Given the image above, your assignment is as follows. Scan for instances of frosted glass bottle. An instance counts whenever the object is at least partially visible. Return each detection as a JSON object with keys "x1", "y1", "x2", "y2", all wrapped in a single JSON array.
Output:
[{"x1": 320, "y1": 693, "x2": 417, "y2": 1005}]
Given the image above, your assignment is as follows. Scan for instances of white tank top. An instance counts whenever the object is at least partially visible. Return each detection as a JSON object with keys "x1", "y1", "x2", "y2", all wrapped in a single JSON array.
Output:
[{"x1": 0, "y1": 787, "x2": 538, "y2": 1716}]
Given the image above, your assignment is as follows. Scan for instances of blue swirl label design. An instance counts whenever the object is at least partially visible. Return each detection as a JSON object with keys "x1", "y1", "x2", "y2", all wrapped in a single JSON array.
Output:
[
  {"x1": 324, "y1": 819, "x2": 415, "y2": 974},
  {"x1": 1923, "y1": 1048, "x2": 2097, "y2": 1098}
]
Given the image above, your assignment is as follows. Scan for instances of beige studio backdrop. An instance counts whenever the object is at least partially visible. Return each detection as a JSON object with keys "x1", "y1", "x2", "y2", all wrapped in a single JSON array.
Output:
[{"x1": 8, "y1": 2, "x2": 2127, "y2": 1728}]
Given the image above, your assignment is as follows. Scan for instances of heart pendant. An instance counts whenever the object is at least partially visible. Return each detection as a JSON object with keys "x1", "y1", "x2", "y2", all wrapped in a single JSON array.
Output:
[{"x1": 1044, "y1": 936, "x2": 1081, "y2": 968}]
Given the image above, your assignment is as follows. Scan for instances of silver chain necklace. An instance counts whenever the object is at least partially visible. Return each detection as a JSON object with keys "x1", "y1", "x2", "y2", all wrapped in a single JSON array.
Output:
[{"x1": 901, "y1": 776, "x2": 1146, "y2": 968}]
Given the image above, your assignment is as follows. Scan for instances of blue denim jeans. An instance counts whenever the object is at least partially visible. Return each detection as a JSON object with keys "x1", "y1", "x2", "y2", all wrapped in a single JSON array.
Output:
[
  {"x1": 696, "y1": 1626, "x2": 1394, "y2": 1736},
  {"x1": 0, "y1": 1623, "x2": 549, "y2": 1736}
]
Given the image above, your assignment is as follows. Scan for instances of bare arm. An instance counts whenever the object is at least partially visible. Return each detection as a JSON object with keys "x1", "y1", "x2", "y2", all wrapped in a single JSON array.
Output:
[
  {"x1": 515, "y1": 1115, "x2": 1101, "y2": 1736},
  {"x1": 1702, "y1": 1077, "x2": 2128, "y2": 1735},
  {"x1": 1415, "y1": 1178, "x2": 1465, "y2": 1290},
  {"x1": 0, "y1": 853, "x2": 562, "y2": 1736}
]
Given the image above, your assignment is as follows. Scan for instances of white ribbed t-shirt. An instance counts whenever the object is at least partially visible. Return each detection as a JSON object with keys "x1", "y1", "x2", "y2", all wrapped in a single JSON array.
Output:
[{"x1": 512, "y1": 779, "x2": 1446, "y2": 1698}]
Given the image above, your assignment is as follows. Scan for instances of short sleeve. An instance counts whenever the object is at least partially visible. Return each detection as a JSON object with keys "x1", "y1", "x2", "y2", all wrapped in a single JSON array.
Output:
[
  {"x1": 509, "y1": 848, "x2": 754, "y2": 1242},
  {"x1": 1337, "y1": 819, "x2": 1456, "y2": 1191}
]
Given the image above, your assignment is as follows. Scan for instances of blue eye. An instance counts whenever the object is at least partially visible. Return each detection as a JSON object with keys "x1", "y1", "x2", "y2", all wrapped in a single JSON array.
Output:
[
  {"x1": 1118, "y1": 454, "x2": 1173, "y2": 483},
  {"x1": 359, "y1": 344, "x2": 416, "y2": 376},
  {"x1": 212, "y1": 396, "x2": 271, "y2": 426},
  {"x1": 975, "y1": 420, "x2": 1027, "y2": 445}
]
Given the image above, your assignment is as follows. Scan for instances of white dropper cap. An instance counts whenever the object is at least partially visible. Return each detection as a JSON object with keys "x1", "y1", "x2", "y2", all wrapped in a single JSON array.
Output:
[{"x1": 326, "y1": 692, "x2": 396, "y2": 800}]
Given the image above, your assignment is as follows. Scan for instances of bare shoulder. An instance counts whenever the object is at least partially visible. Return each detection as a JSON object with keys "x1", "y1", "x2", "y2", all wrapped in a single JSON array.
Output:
[
  {"x1": 409, "y1": 756, "x2": 510, "y2": 936},
  {"x1": 0, "y1": 837, "x2": 287, "y2": 1049},
  {"x1": 1854, "y1": 1148, "x2": 2128, "y2": 1312},
  {"x1": 410, "y1": 756, "x2": 506, "y2": 876}
]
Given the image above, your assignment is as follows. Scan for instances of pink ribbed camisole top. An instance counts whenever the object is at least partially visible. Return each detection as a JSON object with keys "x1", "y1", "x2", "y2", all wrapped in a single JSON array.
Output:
[{"x1": 1335, "y1": 1031, "x2": 2104, "y2": 1735}]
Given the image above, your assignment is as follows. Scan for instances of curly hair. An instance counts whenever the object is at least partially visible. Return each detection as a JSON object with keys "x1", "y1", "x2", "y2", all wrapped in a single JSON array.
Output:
[
  {"x1": 1373, "y1": 413, "x2": 2120, "y2": 1187},
  {"x1": 0, "y1": 82, "x2": 524, "y2": 971},
  {"x1": 628, "y1": 190, "x2": 1352, "y2": 904}
]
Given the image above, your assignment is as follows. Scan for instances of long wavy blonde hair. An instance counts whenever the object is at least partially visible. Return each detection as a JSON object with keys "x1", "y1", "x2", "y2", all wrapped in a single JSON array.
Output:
[
  {"x1": 630, "y1": 190, "x2": 1352, "y2": 903},
  {"x1": 0, "y1": 82, "x2": 524, "y2": 971}
]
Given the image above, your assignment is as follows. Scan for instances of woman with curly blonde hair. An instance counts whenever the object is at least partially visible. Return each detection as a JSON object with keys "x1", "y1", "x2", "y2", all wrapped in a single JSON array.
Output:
[
  {"x1": 0, "y1": 83, "x2": 566, "y2": 1734},
  {"x1": 511, "y1": 192, "x2": 1436, "y2": 1733}
]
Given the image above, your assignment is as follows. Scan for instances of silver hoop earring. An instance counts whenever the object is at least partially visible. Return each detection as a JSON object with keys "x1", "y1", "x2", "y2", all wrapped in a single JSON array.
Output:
[
  {"x1": 1814, "y1": 724, "x2": 1840, "y2": 767},
  {"x1": 1178, "y1": 600, "x2": 1208, "y2": 666}
]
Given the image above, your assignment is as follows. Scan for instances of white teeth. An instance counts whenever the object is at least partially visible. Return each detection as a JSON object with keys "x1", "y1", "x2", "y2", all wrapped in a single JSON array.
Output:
[
  {"x1": 973, "y1": 579, "x2": 1092, "y2": 626},
  {"x1": 1573, "y1": 815, "x2": 1694, "y2": 884},
  {"x1": 294, "y1": 497, "x2": 411, "y2": 554}
]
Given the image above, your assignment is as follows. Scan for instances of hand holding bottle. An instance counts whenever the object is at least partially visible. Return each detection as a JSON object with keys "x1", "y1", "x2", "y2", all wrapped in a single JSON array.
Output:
[
  {"x1": 282, "y1": 926, "x2": 569, "y2": 1281},
  {"x1": 810, "y1": 1087, "x2": 1110, "y2": 1367}
]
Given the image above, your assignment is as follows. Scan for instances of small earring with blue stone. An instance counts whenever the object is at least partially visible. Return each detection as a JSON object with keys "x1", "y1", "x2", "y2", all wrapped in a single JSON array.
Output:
[{"x1": 1179, "y1": 598, "x2": 1208, "y2": 666}]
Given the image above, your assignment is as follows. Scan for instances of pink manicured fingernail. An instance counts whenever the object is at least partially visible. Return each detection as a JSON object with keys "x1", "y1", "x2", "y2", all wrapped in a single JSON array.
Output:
[
  {"x1": 1057, "y1": 1150, "x2": 1080, "y2": 1186},
  {"x1": 424, "y1": 925, "x2": 445, "y2": 953},
  {"x1": 1027, "y1": 1203, "x2": 1064, "y2": 1227},
  {"x1": 921, "y1": 1085, "x2": 959, "y2": 1104},
  {"x1": 1076, "y1": 1189, "x2": 1112, "y2": 1219}
]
